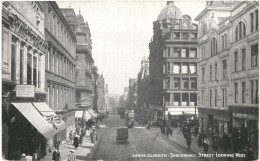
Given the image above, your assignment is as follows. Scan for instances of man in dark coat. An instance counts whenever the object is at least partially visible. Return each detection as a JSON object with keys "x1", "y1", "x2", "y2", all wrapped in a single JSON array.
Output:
[
  {"x1": 52, "y1": 147, "x2": 60, "y2": 161},
  {"x1": 73, "y1": 135, "x2": 79, "y2": 149},
  {"x1": 203, "y1": 135, "x2": 210, "y2": 154}
]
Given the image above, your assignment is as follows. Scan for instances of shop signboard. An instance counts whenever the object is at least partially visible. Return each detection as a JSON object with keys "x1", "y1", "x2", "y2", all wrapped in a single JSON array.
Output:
[{"x1": 16, "y1": 85, "x2": 35, "y2": 98}]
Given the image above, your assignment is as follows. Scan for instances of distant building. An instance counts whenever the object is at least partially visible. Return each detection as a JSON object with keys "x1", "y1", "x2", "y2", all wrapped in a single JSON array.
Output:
[
  {"x1": 149, "y1": 1, "x2": 198, "y2": 121},
  {"x1": 137, "y1": 57, "x2": 150, "y2": 121},
  {"x1": 128, "y1": 78, "x2": 138, "y2": 109},
  {"x1": 195, "y1": 1, "x2": 258, "y2": 158}
]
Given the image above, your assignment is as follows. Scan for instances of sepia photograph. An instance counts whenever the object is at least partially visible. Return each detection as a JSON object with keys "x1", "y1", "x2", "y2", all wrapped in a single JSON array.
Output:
[{"x1": 1, "y1": 0, "x2": 259, "y2": 161}]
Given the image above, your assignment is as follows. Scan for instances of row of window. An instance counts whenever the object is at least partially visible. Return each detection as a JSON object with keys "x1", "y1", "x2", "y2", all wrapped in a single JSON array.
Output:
[
  {"x1": 164, "y1": 62, "x2": 197, "y2": 74},
  {"x1": 234, "y1": 80, "x2": 258, "y2": 104},
  {"x1": 164, "y1": 93, "x2": 197, "y2": 106},
  {"x1": 170, "y1": 32, "x2": 197, "y2": 40},
  {"x1": 8, "y1": 36, "x2": 43, "y2": 88},
  {"x1": 201, "y1": 60, "x2": 227, "y2": 83},
  {"x1": 163, "y1": 47, "x2": 197, "y2": 58},
  {"x1": 201, "y1": 10, "x2": 258, "y2": 59},
  {"x1": 47, "y1": 82, "x2": 75, "y2": 109},
  {"x1": 201, "y1": 88, "x2": 227, "y2": 107},
  {"x1": 45, "y1": 4, "x2": 76, "y2": 57},
  {"x1": 202, "y1": 44, "x2": 259, "y2": 84},
  {"x1": 46, "y1": 46, "x2": 76, "y2": 82},
  {"x1": 201, "y1": 9, "x2": 258, "y2": 38},
  {"x1": 163, "y1": 77, "x2": 197, "y2": 90}
]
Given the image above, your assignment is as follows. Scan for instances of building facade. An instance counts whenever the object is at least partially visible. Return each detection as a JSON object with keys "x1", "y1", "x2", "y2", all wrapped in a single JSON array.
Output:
[
  {"x1": 196, "y1": 1, "x2": 258, "y2": 158},
  {"x1": 96, "y1": 74, "x2": 106, "y2": 112},
  {"x1": 137, "y1": 57, "x2": 150, "y2": 122},
  {"x1": 42, "y1": 1, "x2": 77, "y2": 142},
  {"x1": 2, "y1": 1, "x2": 57, "y2": 159},
  {"x1": 128, "y1": 78, "x2": 138, "y2": 109},
  {"x1": 149, "y1": 2, "x2": 198, "y2": 121}
]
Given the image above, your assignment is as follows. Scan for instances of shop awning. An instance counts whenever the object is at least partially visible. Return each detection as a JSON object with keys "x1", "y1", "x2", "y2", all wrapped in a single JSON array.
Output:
[
  {"x1": 12, "y1": 103, "x2": 57, "y2": 138},
  {"x1": 32, "y1": 102, "x2": 68, "y2": 131},
  {"x1": 75, "y1": 111, "x2": 83, "y2": 118},
  {"x1": 83, "y1": 110, "x2": 93, "y2": 120},
  {"x1": 167, "y1": 107, "x2": 198, "y2": 115},
  {"x1": 88, "y1": 109, "x2": 98, "y2": 118}
]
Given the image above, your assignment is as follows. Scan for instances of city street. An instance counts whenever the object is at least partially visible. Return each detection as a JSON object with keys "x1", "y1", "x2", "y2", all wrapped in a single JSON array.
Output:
[{"x1": 93, "y1": 115, "x2": 205, "y2": 161}]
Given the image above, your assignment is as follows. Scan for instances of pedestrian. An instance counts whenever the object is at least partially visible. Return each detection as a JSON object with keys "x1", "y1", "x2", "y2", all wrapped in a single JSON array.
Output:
[
  {"x1": 212, "y1": 133, "x2": 219, "y2": 151},
  {"x1": 20, "y1": 153, "x2": 26, "y2": 161},
  {"x1": 67, "y1": 131, "x2": 73, "y2": 143},
  {"x1": 79, "y1": 133, "x2": 84, "y2": 146},
  {"x1": 52, "y1": 147, "x2": 60, "y2": 161},
  {"x1": 186, "y1": 127, "x2": 192, "y2": 150},
  {"x1": 198, "y1": 133, "x2": 203, "y2": 147},
  {"x1": 177, "y1": 122, "x2": 181, "y2": 135},
  {"x1": 32, "y1": 153, "x2": 40, "y2": 161},
  {"x1": 90, "y1": 127, "x2": 95, "y2": 143},
  {"x1": 67, "y1": 150, "x2": 76, "y2": 161},
  {"x1": 203, "y1": 135, "x2": 210, "y2": 154},
  {"x1": 55, "y1": 139, "x2": 61, "y2": 151},
  {"x1": 25, "y1": 154, "x2": 33, "y2": 161},
  {"x1": 222, "y1": 133, "x2": 230, "y2": 153},
  {"x1": 243, "y1": 146, "x2": 253, "y2": 161},
  {"x1": 73, "y1": 135, "x2": 79, "y2": 149},
  {"x1": 76, "y1": 126, "x2": 80, "y2": 135}
]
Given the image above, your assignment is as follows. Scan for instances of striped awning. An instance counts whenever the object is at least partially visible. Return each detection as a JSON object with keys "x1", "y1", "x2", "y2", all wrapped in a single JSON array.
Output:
[
  {"x1": 83, "y1": 110, "x2": 93, "y2": 120},
  {"x1": 88, "y1": 109, "x2": 98, "y2": 118},
  {"x1": 12, "y1": 103, "x2": 57, "y2": 138},
  {"x1": 32, "y1": 102, "x2": 67, "y2": 131}
]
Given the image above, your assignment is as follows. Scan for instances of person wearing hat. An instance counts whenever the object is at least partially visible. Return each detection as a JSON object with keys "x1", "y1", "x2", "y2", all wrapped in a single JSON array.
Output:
[
  {"x1": 67, "y1": 149, "x2": 76, "y2": 161},
  {"x1": 73, "y1": 134, "x2": 79, "y2": 149},
  {"x1": 52, "y1": 146, "x2": 60, "y2": 161},
  {"x1": 20, "y1": 153, "x2": 26, "y2": 161}
]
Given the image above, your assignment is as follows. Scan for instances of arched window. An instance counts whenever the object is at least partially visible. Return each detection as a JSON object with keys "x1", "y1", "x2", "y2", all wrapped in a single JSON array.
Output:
[
  {"x1": 202, "y1": 22, "x2": 207, "y2": 35},
  {"x1": 235, "y1": 21, "x2": 246, "y2": 41},
  {"x1": 211, "y1": 37, "x2": 217, "y2": 56}
]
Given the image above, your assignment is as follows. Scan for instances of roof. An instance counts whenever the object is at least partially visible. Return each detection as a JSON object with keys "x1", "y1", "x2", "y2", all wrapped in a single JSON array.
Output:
[{"x1": 157, "y1": 2, "x2": 182, "y2": 21}]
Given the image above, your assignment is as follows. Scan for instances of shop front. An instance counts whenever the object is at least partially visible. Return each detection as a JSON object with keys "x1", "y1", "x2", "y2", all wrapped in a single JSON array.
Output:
[
  {"x1": 229, "y1": 105, "x2": 258, "y2": 158},
  {"x1": 198, "y1": 107, "x2": 230, "y2": 137},
  {"x1": 8, "y1": 102, "x2": 58, "y2": 159}
]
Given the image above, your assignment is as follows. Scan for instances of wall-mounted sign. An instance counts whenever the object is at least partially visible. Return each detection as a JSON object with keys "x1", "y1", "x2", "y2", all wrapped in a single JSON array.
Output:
[{"x1": 16, "y1": 85, "x2": 35, "y2": 98}]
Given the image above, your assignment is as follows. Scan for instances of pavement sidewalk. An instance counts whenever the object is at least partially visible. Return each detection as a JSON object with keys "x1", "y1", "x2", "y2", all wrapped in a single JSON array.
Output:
[
  {"x1": 160, "y1": 127, "x2": 245, "y2": 161},
  {"x1": 42, "y1": 129, "x2": 100, "y2": 161}
]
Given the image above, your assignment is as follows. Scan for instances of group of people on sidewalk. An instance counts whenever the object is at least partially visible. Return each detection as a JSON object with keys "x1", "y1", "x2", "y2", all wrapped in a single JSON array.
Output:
[{"x1": 51, "y1": 119, "x2": 99, "y2": 161}]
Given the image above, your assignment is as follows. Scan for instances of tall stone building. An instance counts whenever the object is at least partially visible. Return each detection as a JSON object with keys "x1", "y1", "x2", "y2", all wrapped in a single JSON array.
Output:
[
  {"x1": 149, "y1": 2, "x2": 198, "y2": 121},
  {"x1": 42, "y1": 1, "x2": 77, "y2": 143},
  {"x1": 195, "y1": 1, "x2": 258, "y2": 158},
  {"x1": 61, "y1": 9, "x2": 94, "y2": 117},
  {"x1": 2, "y1": 1, "x2": 57, "y2": 159},
  {"x1": 137, "y1": 57, "x2": 150, "y2": 122}
]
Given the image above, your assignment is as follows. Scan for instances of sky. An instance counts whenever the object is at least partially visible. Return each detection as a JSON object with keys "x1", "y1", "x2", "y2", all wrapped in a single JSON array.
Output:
[{"x1": 57, "y1": 1, "x2": 206, "y2": 95}]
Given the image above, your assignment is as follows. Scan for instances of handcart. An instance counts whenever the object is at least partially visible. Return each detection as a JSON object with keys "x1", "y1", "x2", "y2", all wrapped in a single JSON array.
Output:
[{"x1": 116, "y1": 127, "x2": 128, "y2": 143}]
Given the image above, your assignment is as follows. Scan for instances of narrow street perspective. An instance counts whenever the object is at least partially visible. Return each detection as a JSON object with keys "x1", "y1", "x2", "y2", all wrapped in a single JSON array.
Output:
[{"x1": 1, "y1": 1, "x2": 259, "y2": 161}]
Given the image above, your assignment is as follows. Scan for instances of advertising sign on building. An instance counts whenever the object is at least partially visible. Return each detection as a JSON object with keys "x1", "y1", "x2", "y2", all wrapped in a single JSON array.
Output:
[{"x1": 16, "y1": 85, "x2": 35, "y2": 98}]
